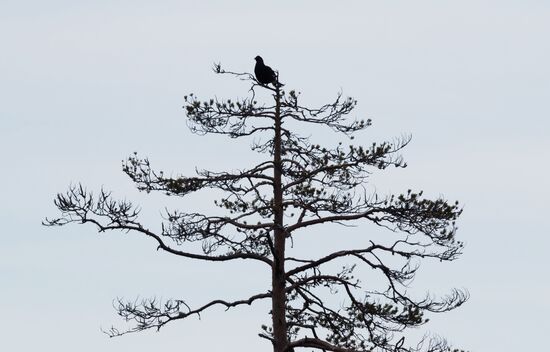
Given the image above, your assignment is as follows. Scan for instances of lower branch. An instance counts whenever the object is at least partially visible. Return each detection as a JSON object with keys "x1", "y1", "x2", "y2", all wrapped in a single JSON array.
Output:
[
  {"x1": 288, "y1": 337, "x2": 357, "y2": 352},
  {"x1": 107, "y1": 291, "x2": 271, "y2": 337}
]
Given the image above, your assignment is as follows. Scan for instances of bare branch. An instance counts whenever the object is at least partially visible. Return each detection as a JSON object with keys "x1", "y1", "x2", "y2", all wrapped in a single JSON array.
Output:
[{"x1": 107, "y1": 291, "x2": 271, "y2": 337}]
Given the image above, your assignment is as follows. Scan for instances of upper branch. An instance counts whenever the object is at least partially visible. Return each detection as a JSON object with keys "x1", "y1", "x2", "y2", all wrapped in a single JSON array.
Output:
[
  {"x1": 123, "y1": 154, "x2": 273, "y2": 197},
  {"x1": 184, "y1": 93, "x2": 274, "y2": 137},
  {"x1": 281, "y1": 90, "x2": 370, "y2": 135},
  {"x1": 281, "y1": 135, "x2": 410, "y2": 194}
]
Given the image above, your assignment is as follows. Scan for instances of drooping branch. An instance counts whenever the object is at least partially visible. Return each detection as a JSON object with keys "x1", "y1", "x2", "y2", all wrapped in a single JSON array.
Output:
[
  {"x1": 288, "y1": 337, "x2": 357, "y2": 352},
  {"x1": 161, "y1": 210, "x2": 275, "y2": 257},
  {"x1": 107, "y1": 291, "x2": 272, "y2": 337},
  {"x1": 43, "y1": 185, "x2": 273, "y2": 266}
]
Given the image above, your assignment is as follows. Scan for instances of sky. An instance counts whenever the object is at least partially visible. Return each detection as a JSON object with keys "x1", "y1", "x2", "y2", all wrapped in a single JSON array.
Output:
[{"x1": 1, "y1": 1, "x2": 549, "y2": 351}]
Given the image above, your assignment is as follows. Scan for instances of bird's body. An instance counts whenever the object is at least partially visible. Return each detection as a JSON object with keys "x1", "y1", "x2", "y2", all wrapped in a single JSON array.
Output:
[{"x1": 254, "y1": 56, "x2": 282, "y2": 87}]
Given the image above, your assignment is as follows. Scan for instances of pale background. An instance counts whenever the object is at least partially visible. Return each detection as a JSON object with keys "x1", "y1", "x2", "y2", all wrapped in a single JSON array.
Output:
[{"x1": 1, "y1": 1, "x2": 549, "y2": 351}]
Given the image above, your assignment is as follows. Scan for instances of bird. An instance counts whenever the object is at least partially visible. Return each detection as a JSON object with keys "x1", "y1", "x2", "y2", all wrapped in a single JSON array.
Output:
[{"x1": 254, "y1": 56, "x2": 283, "y2": 87}]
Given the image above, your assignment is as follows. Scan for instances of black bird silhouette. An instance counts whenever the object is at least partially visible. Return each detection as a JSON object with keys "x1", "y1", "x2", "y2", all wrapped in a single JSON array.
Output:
[{"x1": 254, "y1": 56, "x2": 283, "y2": 87}]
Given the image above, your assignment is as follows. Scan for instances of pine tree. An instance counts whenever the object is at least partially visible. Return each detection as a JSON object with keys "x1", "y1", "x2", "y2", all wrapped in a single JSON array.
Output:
[{"x1": 45, "y1": 62, "x2": 468, "y2": 352}]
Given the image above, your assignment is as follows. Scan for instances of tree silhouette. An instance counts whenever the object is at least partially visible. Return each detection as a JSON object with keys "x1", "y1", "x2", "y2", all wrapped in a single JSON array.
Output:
[{"x1": 44, "y1": 62, "x2": 468, "y2": 352}]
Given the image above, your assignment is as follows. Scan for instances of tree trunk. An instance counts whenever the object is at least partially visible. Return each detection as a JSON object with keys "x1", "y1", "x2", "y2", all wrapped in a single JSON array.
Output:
[{"x1": 272, "y1": 85, "x2": 288, "y2": 352}]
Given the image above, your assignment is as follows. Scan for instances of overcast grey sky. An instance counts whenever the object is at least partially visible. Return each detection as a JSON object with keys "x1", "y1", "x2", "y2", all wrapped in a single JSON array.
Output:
[{"x1": 1, "y1": 1, "x2": 549, "y2": 351}]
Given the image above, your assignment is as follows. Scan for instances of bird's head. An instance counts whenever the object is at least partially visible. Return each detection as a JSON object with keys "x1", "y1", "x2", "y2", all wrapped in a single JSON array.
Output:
[{"x1": 254, "y1": 56, "x2": 263, "y2": 63}]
